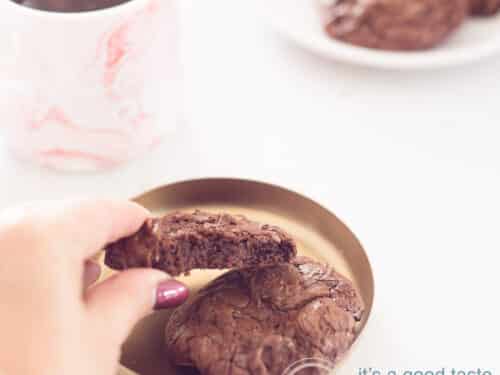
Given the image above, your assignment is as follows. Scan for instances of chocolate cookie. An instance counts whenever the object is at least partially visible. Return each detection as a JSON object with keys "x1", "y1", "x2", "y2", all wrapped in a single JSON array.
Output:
[
  {"x1": 469, "y1": 0, "x2": 500, "y2": 15},
  {"x1": 165, "y1": 257, "x2": 364, "y2": 375},
  {"x1": 322, "y1": 0, "x2": 468, "y2": 50},
  {"x1": 105, "y1": 211, "x2": 297, "y2": 276}
]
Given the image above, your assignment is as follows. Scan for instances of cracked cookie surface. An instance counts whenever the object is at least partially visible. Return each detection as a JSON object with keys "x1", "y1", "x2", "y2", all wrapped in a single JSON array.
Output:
[
  {"x1": 165, "y1": 257, "x2": 364, "y2": 375},
  {"x1": 105, "y1": 210, "x2": 296, "y2": 276},
  {"x1": 322, "y1": 0, "x2": 468, "y2": 50}
]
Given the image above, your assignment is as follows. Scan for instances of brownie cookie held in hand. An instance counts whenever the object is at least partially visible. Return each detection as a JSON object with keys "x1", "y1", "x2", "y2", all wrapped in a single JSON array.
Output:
[
  {"x1": 105, "y1": 210, "x2": 297, "y2": 276},
  {"x1": 164, "y1": 257, "x2": 364, "y2": 375}
]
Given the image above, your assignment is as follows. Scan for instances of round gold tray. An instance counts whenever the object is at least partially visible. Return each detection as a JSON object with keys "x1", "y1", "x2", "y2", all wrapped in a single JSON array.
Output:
[{"x1": 115, "y1": 178, "x2": 375, "y2": 375}]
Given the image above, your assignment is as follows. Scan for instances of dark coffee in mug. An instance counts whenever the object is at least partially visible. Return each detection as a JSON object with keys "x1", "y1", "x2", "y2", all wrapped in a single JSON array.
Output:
[{"x1": 12, "y1": 0, "x2": 131, "y2": 12}]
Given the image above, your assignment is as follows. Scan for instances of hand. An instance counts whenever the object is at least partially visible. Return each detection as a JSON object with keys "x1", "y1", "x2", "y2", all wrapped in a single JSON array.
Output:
[{"x1": 0, "y1": 200, "x2": 188, "y2": 375}]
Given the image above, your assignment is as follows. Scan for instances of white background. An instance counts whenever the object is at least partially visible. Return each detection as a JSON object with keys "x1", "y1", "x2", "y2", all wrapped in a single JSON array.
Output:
[{"x1": 1, "y1": 0, "x2": 499, "y2": 372}]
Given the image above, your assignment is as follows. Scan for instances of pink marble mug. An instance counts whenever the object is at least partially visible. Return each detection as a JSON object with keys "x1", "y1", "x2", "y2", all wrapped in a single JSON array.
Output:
[{"x1": 0, "y1": 0, "x2": 181, "y2": 171}]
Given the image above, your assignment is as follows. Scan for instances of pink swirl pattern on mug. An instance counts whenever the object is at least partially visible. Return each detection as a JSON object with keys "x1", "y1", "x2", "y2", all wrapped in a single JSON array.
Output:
[
  {"x1": 102, "y1": 0, "x2": 160, "y2": 92},
  {"x1": 5, "y1": 0, "x2": 178, "y2": 171}
]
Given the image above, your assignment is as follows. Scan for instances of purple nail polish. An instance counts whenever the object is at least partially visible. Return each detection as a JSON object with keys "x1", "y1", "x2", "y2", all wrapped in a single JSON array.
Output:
[{"x1": 155, "y1": 279, "x2": 189, "y2": 309}]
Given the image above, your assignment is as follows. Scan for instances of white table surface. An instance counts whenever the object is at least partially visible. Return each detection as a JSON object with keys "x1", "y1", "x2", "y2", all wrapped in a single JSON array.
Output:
[{"x1": 1, "y1": 0, "x2": 499, "y2": 373}]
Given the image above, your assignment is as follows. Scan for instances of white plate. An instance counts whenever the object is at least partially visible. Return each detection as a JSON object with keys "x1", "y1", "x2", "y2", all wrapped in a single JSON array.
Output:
[{"x1": 258, "y1": 0, "x2": 500, "y2": 69}]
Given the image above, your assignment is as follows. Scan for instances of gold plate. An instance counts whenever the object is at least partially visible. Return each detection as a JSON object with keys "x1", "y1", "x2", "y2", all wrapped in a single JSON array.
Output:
[{"x1": 116, "y1": 178, "x2": 375, "y2": 375}]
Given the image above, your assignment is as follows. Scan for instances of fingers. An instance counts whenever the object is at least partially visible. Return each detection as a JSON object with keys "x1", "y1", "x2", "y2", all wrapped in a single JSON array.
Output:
[
  {"x1": 50, "y1": 199, "x2": 150, "y2": 259},
  {"x1": 85, "y1": 269, "x2": 189, "y2": 345},
  {"x1": 83, "y1": 260, "x2": 101, "y2": 289},
  {"x1": 0, "y1": 199, "x2": 149, "y2": 261}
]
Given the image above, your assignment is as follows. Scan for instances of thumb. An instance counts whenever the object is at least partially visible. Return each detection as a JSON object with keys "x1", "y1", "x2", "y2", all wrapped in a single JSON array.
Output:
[{"x1": 85, "y1": 269, "x2": 189, "y2": 344}]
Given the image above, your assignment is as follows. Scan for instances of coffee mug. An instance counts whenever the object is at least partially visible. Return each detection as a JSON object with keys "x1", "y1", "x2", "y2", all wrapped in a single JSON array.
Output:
[{"x1": 0, "y1": 0, "x2": 181, "y2": 171}]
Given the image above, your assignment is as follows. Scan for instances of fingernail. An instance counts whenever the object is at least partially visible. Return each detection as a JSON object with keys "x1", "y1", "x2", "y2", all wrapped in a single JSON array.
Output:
[{"x1": 154, "y1": 279, "x2": 189, "y2": 310}]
